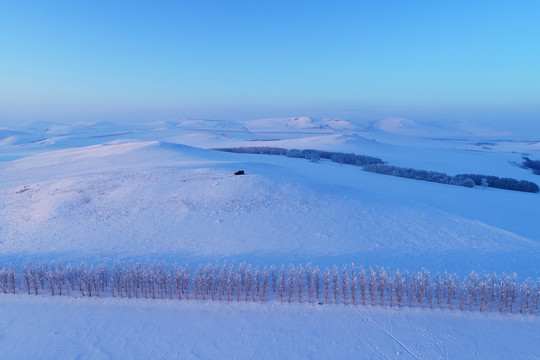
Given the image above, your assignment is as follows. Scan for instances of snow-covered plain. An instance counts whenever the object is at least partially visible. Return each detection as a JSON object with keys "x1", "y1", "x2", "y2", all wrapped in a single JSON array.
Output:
[
  {"x1": 1, "y1": 295, "x2": 538, "y2": 360},
  {"x1": 1, "y1": 117, "x2": 539, "y2": 359}
]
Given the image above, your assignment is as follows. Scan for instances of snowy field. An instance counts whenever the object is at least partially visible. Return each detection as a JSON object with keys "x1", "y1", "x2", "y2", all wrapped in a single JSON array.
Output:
[
  {"x1": 1, "y1": 295, "x2": 538, "y2": 360},
  {"x1": 1, "y1": 118, "x2": 539, "y2": 359}
]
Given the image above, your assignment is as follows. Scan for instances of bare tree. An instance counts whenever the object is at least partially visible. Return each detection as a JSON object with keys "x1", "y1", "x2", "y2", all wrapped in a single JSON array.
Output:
[
  {"x1": 22, "y1": 264, "x2": 31, "y2": 295},
  {"x1": 306, "y1": 264, "x2": 313, "y2": 303},
  {"x1": 254, "y1": 266, "x2": 261, "y2": 302},
  {"x1": 378, "y1": 267, "x2": 386, "y2": 307},
  {"x1": 261, "y1": 267, "x2": 268, "y2": 302},
  {"x1": 324, "y1": 268, "x2": 330, "y2": 304},
  {"x1": 271, "y1": 265, "x2": 277, "y2": 293},
  {"x1": 332, "y1": 266, "x2": 339, "y2": 304},
  {"x1": 355, "y1": 267, "x2": 364, "y2": 305},
  {"x1": 279, "y1": 265, "x2": 285, "y2": 302},
  {"x1": 351, "y1": 265, "x2": 357, "y2": 306},
  {"x1": 368, "y1": 267, "x2": 376, "y2": 306},
  {"x1": 288, "y1": 265, "x2": 295, "y2": 303},
  {"x1": 2, "y1": 260, "x2": 538, "y2": 316},
  {"x1": 314, "y1": 266, "x2": 321, "y2": 300},
  {"x1": 297, "y1": 265, "x2": 303, "y2": 303},
  {"x1": 394, "y1": 270, "x2": 404, "y2": 308},
  {"x1": 342, "y1": 265, "x2": 348, "y2": 305},
  {"x1": 245, "y1": 265, "x2": 252, "y2": 302}
]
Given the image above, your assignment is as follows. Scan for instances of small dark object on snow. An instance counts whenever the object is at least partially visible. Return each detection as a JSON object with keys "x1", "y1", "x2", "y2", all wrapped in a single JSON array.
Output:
[{"x1": 234, "y1": 170, "x2": 245, "y2": 175}]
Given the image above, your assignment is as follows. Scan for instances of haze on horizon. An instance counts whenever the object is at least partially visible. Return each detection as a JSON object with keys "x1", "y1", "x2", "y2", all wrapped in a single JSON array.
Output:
[{"x1": 1, "y1": 1, "x2": 539, "y2": 134}]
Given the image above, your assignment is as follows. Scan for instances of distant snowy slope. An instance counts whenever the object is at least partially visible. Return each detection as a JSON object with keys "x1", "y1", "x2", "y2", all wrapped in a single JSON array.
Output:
[
  {"x1": 240, "y1": 117, "x2": 354, "y2": 132},
  {"x1": 0, "y1": 141, "x2": 223, "y2": 182},
  {"x1": 373, "y1": 118, "x2": 515, "y2": 138},
  {"x1": 242, "y1": 117, "x2": 322, "y2": 131},
  {"x1": 321, "y1": 118, "x2": 355, "y2": 130},
  {"x1": 2, "y1": 119, "x2": 538, "y2": 181}
]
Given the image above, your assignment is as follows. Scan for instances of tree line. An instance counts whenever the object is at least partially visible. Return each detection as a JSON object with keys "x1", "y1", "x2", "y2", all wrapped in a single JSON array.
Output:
[
  {"x1": 522, "y1": 156, "x2": 540, "y2": 175},
  {"x1": 213, "y1": 147, "x2": 385, "y2": 166},
  {"x1": 214, "y1": 147, "x2": 539, "y2": 193},
  {"x1": 363, "y1": 164, "x2": 476, "y2": 188},
  {"x1": 363, "y1": 165, "x2": 540, "y2": 193},
  {"x1": 1, "y1": 261, "x2": 538, "y2": 315}
]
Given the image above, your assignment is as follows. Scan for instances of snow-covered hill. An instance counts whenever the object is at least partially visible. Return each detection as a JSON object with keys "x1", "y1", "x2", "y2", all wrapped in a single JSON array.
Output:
[
  {"x1": 1, "y1": 138, "x2": 539, "y2": 276},
  {"x1": 0, "y1": 118, "x2": 538, "y2": 359}
]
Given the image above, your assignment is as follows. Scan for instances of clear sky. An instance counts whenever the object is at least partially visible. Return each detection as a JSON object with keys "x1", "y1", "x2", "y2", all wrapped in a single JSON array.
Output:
[{"x1": 1, "y1": 1, "x2": 539, "y2": 130}]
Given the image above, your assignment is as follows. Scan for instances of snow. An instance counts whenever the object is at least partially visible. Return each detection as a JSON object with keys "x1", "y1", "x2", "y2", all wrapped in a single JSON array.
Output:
[
  {"x1": 0, "y1": 117, "x2": 539, "y2": 358},
  {"x1": 241, "y1": 116, "x2": 330, "y2": 132},
  {"x1": 1, "y1": 295, "x2": 538, "y2": 360},
  {"x1": 1, "y1": 140, "x2": 538, "y2": 276},
  {"x1": 372, "y1": 118, "x2": 516, "y2": 139}
]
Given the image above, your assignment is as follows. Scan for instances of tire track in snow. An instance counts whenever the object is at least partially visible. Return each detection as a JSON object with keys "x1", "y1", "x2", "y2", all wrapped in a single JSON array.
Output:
[{"x1": 350, "y1": 307, "x2": 429, "y2": 360}]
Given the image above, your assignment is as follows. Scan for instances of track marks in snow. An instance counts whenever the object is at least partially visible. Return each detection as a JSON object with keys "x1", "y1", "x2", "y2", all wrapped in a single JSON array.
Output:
[
  {"x1": 354, "y1": 310, "x2": 425, "y2": 359},
  {"x1": 346, "y1": 307, "x2": 480, "y2": 360}
]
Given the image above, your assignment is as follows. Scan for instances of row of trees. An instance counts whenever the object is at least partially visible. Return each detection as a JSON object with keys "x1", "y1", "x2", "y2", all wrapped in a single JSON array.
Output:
[
  {"x1": 213, "y1": 147, "x2": 385, "y2": 166},
  {"x1": 457, "y1": 173, "x2": 539, "y2": 193},
  {"x1": 363, "y1": 164, "x2": 476, "y2": 188},
  {"x1": 1, "y1": 262, "x2": 538, "y2": 315},
  {"x1": 363, "y1": 165, "x2": 539, "y2": 193},
  {"x1": 214, "y1": 147, "x2": 539, "y2": 193},
  {"x1": 522, "y1": 156, "x2": 540, "y2": 175}
]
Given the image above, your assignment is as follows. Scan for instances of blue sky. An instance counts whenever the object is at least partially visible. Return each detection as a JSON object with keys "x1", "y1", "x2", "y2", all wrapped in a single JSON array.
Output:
[{"x1": 1, "y1": 1, "x2": 539, "y2": 130}]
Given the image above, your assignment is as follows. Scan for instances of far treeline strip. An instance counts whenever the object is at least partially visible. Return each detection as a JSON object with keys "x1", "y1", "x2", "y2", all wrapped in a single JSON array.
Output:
[{"x1": 214, "y1": 147, "x2": 539, "y2": 193}]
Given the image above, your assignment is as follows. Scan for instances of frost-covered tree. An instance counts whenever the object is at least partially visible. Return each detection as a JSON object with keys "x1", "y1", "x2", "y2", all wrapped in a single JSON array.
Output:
[
  {"x1": 314, "y1": 266, "x2": 321, "y2": 300},
  {"x1": 378, "y1": 268, "x2": 387, "y2": 307},
  {"x1": 261, "y1": 267, "x2": 268, "y2": 302},
  {"x1": 324, "y1": 268, "x2": 330, "y2": 304},
  {"x1": 1, "y1": 260, "x2": 538, "y2": 316},
  {"x1": 245, "y1": 265, "x2": 252, "y2": 302},
  {"x1": 306, "y1": 264, "x2": 313, "y2": 303},
  {"x1": 279, "y1": 265, "x2": 285, "y2": 302},
  {"x1": 271, "y1": 265, "x2": 277, "y2": 293},
  {"x1": 288, "y1": 265, "x2": 295, "y2": 303},
  {"x1": 359, "y1": 267, "x2": 366, "y2": 305},
  {"x1": 332, "y1": 266, "x2": 339, "y2": 304},
  {"x1": 342, "y1": 265, "x2": 348, "y2": 305},
  {"x1": 350, "y1": 264, "x2": 357, "y2": 306},
  {"x1": 254, "y1": 266, "x2": 261, "y2": 302},
  {"x1": 368, "y1": 267, "x2": 376, "y2": 306}
]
